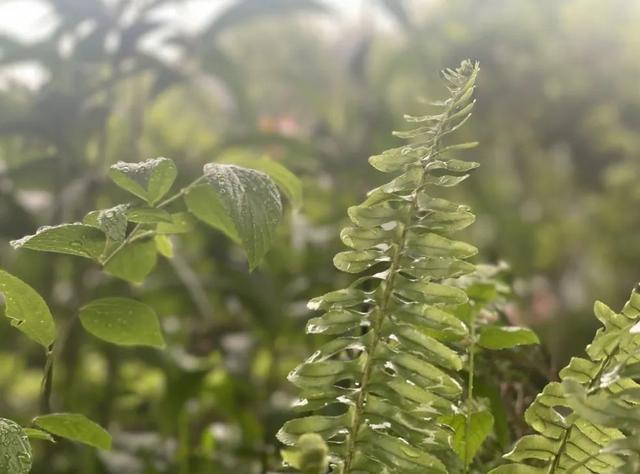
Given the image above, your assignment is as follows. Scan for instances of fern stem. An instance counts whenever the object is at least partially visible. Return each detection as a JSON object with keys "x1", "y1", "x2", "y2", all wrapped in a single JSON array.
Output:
[
  {"x1": 342, "y1": 204, "x2": 413, "y2": 473},
  {"x1": 464, "y1": 319, "x2": 476, "y2": 472},
  {"x1": 343, "y1": 97, "x2": 458, "y2": 473}
]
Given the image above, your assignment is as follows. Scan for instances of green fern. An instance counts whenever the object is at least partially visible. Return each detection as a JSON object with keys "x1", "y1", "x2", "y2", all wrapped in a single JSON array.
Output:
[
  {"x1": 491, "y1": 286, "x2": 640, "y2": 473},
  {"x1": 278, "y1": 60, "x2": 482, "y2": 473}
]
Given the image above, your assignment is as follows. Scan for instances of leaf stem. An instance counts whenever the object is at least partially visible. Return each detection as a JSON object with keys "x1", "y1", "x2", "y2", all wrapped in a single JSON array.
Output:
[{"x1": 39, "y1": 345, "x2": 55, "y2": 414}]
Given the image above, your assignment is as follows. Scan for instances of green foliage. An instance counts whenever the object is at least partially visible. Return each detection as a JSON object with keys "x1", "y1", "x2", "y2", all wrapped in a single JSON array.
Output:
[
  {"x1": 2, "y1": 0, "x2": 640, "y2": 472},
  {"x1": 478, "y1": 327, "x2": 540, "y2": 350},
  {"x1": 79, "y1": 297, "x2": 165, "y2": 348},
  {"x1": 0, "y1": 418, "x2": 32, "y2": 474},
  {"x1": 11, "y1": 224, "x2": 106, "y2": 260},
  {"x1": 33, "y1": 413, "x2": 111, "y2": 451},
  {"x1": 3, "y1": 153, "x2": 296, "y2": 472},
  {"x1": 279, "y1": 60, "x2": 483, "y2": 473},
  {"x1": 441, "y1": 410, "x2": 494, "y2": 468},
  {"x1": 109, "y1": 157, "x2": 177, "y2": 205},
  {"x1": 0, "y1": 269, "x2": 55, "y2": 348},
  {"x1": 186, "y1": 163, "x2": 283, "y2": 269},
  {"x1": 492, "y1": 287, "x2": 640, "y2": 473}
]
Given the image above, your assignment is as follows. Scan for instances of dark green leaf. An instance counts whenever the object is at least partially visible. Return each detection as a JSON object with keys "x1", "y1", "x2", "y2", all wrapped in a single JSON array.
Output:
[{"x1": 188, "y1": 163, "x2": 283, "y2": 269}]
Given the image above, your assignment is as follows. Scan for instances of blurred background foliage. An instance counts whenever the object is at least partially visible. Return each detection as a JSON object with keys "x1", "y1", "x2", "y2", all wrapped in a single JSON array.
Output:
[{"x1": 0, "y1": 0, "x2": 639, "y2": 472}]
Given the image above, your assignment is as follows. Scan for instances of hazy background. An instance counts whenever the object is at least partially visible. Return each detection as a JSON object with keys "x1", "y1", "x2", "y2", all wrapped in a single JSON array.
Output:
[{"x1": 1, "y1": 0, "x2": 639, "y2": 472}]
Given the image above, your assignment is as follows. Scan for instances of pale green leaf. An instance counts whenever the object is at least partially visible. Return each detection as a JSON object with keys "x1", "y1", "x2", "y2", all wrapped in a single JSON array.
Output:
[
  {"x1": 23, "y1": 428, "x2": 55, "y2": 443},
  {"x1": 11, "y1": 224, "x2": 106, "y2": 260},
  {"x1": 79, "y1": 297, "x2": 165, "y2": 348},
  {"x1": 184, "y1": 184, "x2": 239, "y2": 241},
  {"x1": 478, "y1": 326, "x2": 540, "y2": 350},
  {"x1": 104, "y1": 240, "x2": 157, "y2": 284},
  {"x1": 0, "y1": 269, "x2": 55, "y2": 348},
  {"x1": 109, "y1": 157, "x2": 177, "y2": 205},
  {"x1": 33, "y1": 413, "x2": 111, "y2": 450}
]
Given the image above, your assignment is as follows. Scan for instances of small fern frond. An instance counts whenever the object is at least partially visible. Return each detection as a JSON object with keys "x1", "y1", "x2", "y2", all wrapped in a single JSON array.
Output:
[
  {"x1": 491, "y1": 286, "x2": 640, "y2": 473},
  {"x1": 278, "y1": 60, "x2": 481, "y2": 474}
]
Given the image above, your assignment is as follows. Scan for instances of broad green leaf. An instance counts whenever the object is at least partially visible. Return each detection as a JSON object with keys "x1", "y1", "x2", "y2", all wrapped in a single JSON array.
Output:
[
  {"x1": 33, "y1": 413, "x2": 111, "y2": 450},
  {"x1": 441, "y1": 411, "x2": 494, "y2": 466},
  {"x1": 184, "y1": 184, "x2": 239, "y2": 241},
  {"x1": 11, "y1": 224, "x2": 106, "y2": 260},
  {"x1": 104, "y1": 240, "x2": 157, "y2": 284},
  {"x1": 223, "y1": 155, "x2": 303, "y2": 210},
  {"x1": 126, "y1": 207, "x2": 172, "y2": 224},
  {"x1": 23, "y1": 428, "x2": 55, "y2": 442},
  {"x1": 478, "y1": 326, "x2": 540, "y2": 350},
  {"x1": 109, "y1": 157, "x2": 177, "y2": 205},
  {"x1": 0, "y1": 418, "x2": 32, "y2": 474},
  {"x1": 188, "y1": 163, "x2": 283, "y2": 269},
  {"x1": 0, "y1": 269, "x2": 55, "y2": 348},
  {"x1": 79, "y1": 297, "x2": 165, "y2": 348}
]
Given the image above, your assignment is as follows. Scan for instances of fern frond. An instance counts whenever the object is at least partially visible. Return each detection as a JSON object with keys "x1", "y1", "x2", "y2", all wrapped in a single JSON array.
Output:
[
  {"x1": 278, "y1": 60, "x2": 481, "y2": 474},
  {"x1": 491, "y1": 286, "x2": 640, "y2": 473}
]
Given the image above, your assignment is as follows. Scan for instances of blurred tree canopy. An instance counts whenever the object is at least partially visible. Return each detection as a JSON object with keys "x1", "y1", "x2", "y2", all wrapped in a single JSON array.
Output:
[{"x1": 1, "y1": 0, "x2": 640, "y2": 472}]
